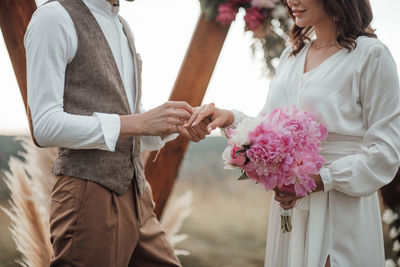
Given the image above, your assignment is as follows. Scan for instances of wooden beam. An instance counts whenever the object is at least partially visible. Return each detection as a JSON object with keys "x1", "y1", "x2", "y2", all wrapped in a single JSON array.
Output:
[
  {"x1": 0, "y1": 0, "x2": 36, "y2": 108},
  {"x1": 0, "y1": 1, "x2": 231, "y2": 219},
  {"x1": 145, "y1": 14, "x2": 230, "y2": 218}
]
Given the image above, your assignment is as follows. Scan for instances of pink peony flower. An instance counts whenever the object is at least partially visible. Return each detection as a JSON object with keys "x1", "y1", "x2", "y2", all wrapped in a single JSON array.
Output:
[
  {"x1": 244, "y1": 7, "x2": 266, "y2": 31},
  {"x1": 230, "y1": 144, "x2": 247, "y2": 166},
  {"x1": 216, "y1": 3, "x2": 238, "y2": 26}
]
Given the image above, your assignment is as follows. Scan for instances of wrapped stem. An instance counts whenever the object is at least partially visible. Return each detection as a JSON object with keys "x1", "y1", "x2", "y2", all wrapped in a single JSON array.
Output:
[{"x1": 279, "y1": 207, "x2": 293, "y2": 233}]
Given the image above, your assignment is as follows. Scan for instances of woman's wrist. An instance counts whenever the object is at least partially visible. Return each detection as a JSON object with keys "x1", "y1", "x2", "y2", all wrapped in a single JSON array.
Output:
[
  {"x1": 312, "y1": 174, "x2": 325, "y2": 192},
  {"x1": 220, "y1": 109, "x2": 235, "y2": 128}
]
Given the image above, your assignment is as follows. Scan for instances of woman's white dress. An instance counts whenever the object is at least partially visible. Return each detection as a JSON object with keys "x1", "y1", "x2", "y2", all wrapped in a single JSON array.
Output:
[{"x1": 230, "y1": 36, "x2": 400, "y2": 267}]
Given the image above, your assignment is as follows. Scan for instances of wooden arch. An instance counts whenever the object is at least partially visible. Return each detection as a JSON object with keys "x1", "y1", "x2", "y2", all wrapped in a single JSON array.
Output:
[
  {"x1": 1, "y1": 0, "x2": 399, "y2": 220},
  {"x1": 0, "y1": 0, "x2": 230, "y2": 218}
]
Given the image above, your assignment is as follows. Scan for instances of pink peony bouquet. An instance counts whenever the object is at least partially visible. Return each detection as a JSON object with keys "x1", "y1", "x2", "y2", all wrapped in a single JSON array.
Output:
[{"x1": 222, "y1": 106, "x2": 328, "y2": 232}]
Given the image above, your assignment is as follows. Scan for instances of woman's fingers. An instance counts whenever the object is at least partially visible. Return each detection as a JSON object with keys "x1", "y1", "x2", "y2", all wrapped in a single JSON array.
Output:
[
  {"x1": 195, "y1": 120, "x2": 209, "y2": 136},
  {"x1": 280, "y1": 200, "x2": 297, "y2": 210},
  {"x1": 177, "y1": 126, "x2": 192, "y2": 139},
  {"x1": 207, "y1": 117, "x2": 225, "y2": 132},
  {"x1": 274, "y1": 192, "x2": 298, "y2": 204},
  {"x1": 186, "y1": 127, "x2": 201, "y2": 142},
  {"x1": 192, "y1": 104, "x2": 215, "y2": 126},
  {"x1": 185, "y1": 103, "x2": 215, "y2": 128},
  {"x1": 275, "y1": 188, "x2": 297, "y2": 197},
  {"x1": 185, "y1": 106, "x2": 202, "y2": 127}
]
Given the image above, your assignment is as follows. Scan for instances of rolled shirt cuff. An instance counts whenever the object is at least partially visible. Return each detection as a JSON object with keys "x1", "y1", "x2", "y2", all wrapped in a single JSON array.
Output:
[
  {"x1": 162, "y1": 133, "x2": 179, "y2": 143},
  {"x1": 93, "y1": 112, "x2": 121, "y2": 152},
  {"x1": 141, "y1": 133, "x2": 178, "y2": 152}
]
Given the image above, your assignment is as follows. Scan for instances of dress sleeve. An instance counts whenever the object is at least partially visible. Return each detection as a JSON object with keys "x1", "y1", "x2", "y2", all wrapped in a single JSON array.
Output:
[{"x1": 320, "y1": 44, "x2": 400, "y2": 197}]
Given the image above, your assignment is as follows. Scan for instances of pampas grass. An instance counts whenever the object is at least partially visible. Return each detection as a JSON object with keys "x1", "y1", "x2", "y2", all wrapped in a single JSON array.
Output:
[
  {"x1": 17, "y1": 137, "x2": 57, "y2": 210},
  {"x1": 1, "y1": 157, "x2": 53, "y2": 267},
  {"x1": 2, "y1": 137, "x2": 191, "y2": 265},
  {"x1": 161, "y1": 190, "x2": 193, "y2": 256}
]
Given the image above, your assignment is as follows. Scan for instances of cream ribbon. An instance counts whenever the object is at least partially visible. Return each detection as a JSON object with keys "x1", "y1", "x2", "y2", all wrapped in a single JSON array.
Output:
[{"x1": 284, "y1": 135, "x2": 362, "y2": 267}]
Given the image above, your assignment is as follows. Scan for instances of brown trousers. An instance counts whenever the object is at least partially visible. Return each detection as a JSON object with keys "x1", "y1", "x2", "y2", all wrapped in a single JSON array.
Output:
[{"x1": 49, "y1": 175, "x2": 181, "y2": 267}]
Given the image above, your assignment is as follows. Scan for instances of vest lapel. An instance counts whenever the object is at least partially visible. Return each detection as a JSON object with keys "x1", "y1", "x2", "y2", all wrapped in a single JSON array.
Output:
[
  {"x1": 118, "y1": 16, "x2": 142, "y2": 111},
  {"x1": 119, "y1": 16, "x2": 146, "y2": 195},
  {"x1": 59, "y1": 0, "x2": 132, "y2": 113}
]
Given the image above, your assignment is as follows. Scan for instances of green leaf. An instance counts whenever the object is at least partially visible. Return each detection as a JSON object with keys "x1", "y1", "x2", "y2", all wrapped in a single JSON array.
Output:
[{"x1": 238, "y1": 172, "x2": 249, "y2": 180}]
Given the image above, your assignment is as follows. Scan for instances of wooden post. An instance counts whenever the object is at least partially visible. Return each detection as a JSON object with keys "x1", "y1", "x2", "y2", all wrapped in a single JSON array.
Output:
[
  {"x1": 0, "y1": 0, "x2": 37, "y2": 108},
  {"x1": 0, "y1": 1, "x2": 231, "y2": 219},
  {"x1": 145, "y1": 14, "x2": 231, "y2": 218}
]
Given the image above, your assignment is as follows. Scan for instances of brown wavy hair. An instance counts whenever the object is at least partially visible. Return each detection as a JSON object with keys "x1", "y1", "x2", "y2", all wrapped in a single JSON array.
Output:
[{"x1": 281, "y1": 0, "x2": 377, "y2": 56}]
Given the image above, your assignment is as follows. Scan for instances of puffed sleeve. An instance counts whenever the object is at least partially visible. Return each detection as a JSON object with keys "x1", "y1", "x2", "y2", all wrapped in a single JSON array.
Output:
[{"x1": 320, "y1": 44, "x2": 400, "y2": 197}]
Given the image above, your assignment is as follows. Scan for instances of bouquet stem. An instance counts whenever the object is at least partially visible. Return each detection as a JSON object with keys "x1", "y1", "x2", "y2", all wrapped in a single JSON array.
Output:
[{"x1": 279, "y1": 207, "x2": 292, "y2": 233}]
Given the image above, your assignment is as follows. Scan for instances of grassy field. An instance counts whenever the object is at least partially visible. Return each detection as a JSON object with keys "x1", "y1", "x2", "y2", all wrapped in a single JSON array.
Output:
[
  {"x1": 0, "y1": 135, "x2": 394, "y2": 266},
  {"x1": 173, "y1": 178, "x2": 271, "y2": 267},
  {"x1": 0, "y1": 136, "x2": 272, "y2": 266},
  {"x1": 0, "y1": 177, "x2": 272, "y2": 267}
]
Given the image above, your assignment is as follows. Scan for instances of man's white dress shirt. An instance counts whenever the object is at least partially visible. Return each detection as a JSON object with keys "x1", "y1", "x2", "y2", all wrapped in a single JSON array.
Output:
[{"x1": 25, "y1": 0, "x2": 174, "y2": 151}]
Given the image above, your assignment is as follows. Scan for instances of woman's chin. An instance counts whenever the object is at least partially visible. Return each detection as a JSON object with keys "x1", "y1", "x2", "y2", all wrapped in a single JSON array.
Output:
[{"x1": 294, "y1": 19, "x2": 312, "y2": 28}]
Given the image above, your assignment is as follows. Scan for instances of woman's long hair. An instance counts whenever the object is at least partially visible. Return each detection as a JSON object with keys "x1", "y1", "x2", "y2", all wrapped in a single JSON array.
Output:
[{"x1": 281, "y1": 0, "x2": 377, "y2": 56}]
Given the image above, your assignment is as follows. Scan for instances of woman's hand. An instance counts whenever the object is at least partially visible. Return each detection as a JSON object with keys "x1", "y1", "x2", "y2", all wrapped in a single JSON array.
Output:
[
  {"x1": 178, "y1": 117, "x2": 211, "y2": 142},
  {"x1": 274, "y1": 189, "x2": 301, "y2": 210},
  {"x1": 311, "y1": 174, "x2": 324, "y2": 192},
  {"x1": 184, "y1": 103, "x2": 235, "y2": 132},
  {"x1": 274, "y1": 174, "x2": 325, "y2": 210}
]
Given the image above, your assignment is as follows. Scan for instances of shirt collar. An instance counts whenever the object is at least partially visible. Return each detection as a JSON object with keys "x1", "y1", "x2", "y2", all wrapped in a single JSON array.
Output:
[{"x1": 83, "y1": 0, "x2": 119, "y2": 16}]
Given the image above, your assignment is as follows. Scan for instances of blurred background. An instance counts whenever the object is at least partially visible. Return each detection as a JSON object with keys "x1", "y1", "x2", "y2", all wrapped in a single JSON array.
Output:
[{"x1": 1, "y1": 0, "x2": 399, "y2": 266}]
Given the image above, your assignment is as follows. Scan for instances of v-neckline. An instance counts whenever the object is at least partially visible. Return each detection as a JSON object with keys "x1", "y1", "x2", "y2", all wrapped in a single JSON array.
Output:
[{"x1": 302, "y1": 41, "x2": 345, "y2": 76}]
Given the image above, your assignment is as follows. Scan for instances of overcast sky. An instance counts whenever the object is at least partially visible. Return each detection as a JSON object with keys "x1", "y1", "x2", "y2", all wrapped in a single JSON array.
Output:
[{"x1": 0, "y1": 0, "x2": 399, "y2": 135}]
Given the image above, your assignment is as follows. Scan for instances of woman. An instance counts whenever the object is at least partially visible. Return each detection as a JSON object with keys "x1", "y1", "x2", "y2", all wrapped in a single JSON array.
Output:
[{"x1": 186, "y1": 0, "x2": 400, "y2": 266}]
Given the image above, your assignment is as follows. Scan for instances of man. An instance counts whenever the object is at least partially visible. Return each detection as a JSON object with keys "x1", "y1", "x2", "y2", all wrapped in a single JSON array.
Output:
[{"x1": 25, "y1": 0, "x2": 207, "y2": 266}]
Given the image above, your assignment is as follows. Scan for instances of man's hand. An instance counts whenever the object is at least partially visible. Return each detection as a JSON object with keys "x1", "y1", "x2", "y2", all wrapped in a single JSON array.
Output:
[
  {"x1": 119, "y1": 101, "x2": 192, "y2": 138},
  {"x1": 178, "y1": 117, "x2": 211, "y2": 142}
]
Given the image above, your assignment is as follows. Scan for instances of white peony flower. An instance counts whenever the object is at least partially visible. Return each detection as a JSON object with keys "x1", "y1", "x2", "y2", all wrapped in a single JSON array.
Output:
[
  {"x1": 230, "y1": 116, "x2": 264, "y2": 146},
  {"x1": 272, "y1": 5, "x2": 288, "y2": 19},
  {"x1": 385, "y1": 259, "x2": 397, "y2": 267},
  {"x1": 393, "y1": 240, "x2": 400, "y2": 252},
  {"x1": 383, "y1": 209, "x2": 399, "y2": 225},
  {"x1": 390, "y1": 227, "x2": 400, "y2": 239},
  {"x1": 222, "y1": 146, "x2": 236, "y2": 169}
]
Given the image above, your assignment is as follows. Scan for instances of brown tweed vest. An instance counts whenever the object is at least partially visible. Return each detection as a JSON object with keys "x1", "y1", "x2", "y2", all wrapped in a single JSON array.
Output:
[{"x1": 47, "y1": 0, "x2": 146, "y2": 195}]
